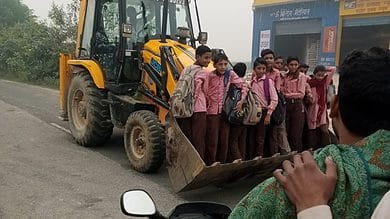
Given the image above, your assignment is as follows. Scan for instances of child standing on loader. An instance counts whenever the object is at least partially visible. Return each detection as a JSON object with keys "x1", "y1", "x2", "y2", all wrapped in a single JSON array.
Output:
[
  {"x1": 205, "y1": 53, "x2": 247, "y2": 166},
  {"x1": 306, "y1": 65, "x2": 336, "y2": 149},
  {"x1": 247, "y1": 58, "x2": 278, "y2": 159},
  {"x1": 281, "y1": 56, "x2": 307, "y2": 152},
  {"x1": 228, "y1": 62, "x2": 248, "y2": 161},
  {"x1": 172, "y1": 45, "x2": 212, "y2": 160},
  {"x1": 261, "y1": 49, "x2": 290, "y2": 155}
]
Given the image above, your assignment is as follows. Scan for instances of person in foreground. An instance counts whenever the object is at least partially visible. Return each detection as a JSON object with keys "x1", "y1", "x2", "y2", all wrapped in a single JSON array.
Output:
[
  {"x1": 229, "y1": 47, "x2": 390, "y2": 219},
  {"x1": 274, "y1": 151, "x2": 390, "y2": 219}
]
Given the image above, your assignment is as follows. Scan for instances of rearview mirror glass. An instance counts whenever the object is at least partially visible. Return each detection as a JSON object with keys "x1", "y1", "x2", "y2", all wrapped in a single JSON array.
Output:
[
  {"x1": 122, "y1": 23, "x2": 132, "y2": 38},
  {"x1": 120, "y1": 190, "x2": 157, "y2": 216},
  {"x1": 198, "y1": 32, "x2": 208, "y2": 45}
]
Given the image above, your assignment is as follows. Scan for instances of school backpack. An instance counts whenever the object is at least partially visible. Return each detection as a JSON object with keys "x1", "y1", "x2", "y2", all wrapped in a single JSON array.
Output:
[
  {"x1": 264, "y1": 78, "x2": 286, "y2": 125},
  {"x1": 222, "y1": 70, "x2": 244, "y2": 124},
  {"x1": 170, "y1": 65, "x2": 202, "y2": 118},
  {"x1": 223, "y1": 83, "x2": 244, "y2": 125},
  {"x1": 242, "y1": 89, "x2": 263, "y2": 125}
]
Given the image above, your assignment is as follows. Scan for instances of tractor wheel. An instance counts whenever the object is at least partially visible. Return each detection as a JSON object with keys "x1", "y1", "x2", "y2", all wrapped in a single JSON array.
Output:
[
  {"x1": 124, "y1": 110, "x2": 166, "y2": 173},
  {"x1": 67, "y1": 73, "x2": 113, "y2": 146}
]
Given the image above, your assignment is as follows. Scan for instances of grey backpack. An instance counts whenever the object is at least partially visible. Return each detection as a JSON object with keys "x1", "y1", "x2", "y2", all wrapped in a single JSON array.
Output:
[
  {"x1": 170, "y1": 66, "x2": 202, "y2": 118},
  {"x1": 242, "y1": 89, "x2": 263, "y2": 125}
]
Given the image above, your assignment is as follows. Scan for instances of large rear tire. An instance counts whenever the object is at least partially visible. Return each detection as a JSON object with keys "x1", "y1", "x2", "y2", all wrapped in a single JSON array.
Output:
[
  {"x1": 67, "y1": 73, "x2": 113, "y2": 146},
  {"x1": 124, "y1": 110, "x2": 165, "y2": 173}
]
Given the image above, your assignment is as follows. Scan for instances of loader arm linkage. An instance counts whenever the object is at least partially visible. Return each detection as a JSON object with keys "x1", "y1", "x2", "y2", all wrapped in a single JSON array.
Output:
[{"x1": 140, "y1": 45, "x2": 181, "y2": 115}]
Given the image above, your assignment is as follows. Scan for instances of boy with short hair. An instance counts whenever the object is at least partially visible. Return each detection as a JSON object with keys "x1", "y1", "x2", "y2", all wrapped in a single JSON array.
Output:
[
  {"x1": 282, "y1": 56, "x2": 307, "y2": 152},
  {"x1": 205, "y1": 53, "x2": 247, "y2": 165},
  {"x1": 246, "y1": 58, "x2": 278, "y2": 158},
  {"x1": 300, "y1": 63, "x2": 314, "y2": 150},
  {"x1": 299, "y1": 63, "x2": 310, "y2": 75},
  {"x1": 306, "y1": 65, "x2": 336, "y2": 149},
  {"x1": 228, "y1": 62, "x2": 248, "y2": 161},
  {"x1": 175, "y1": 45, "x2": 212, "y2": 159},
  {"x1": 274, "y1": 56, "x2": 286, "y2": 73},
  {"x1": 261, "y1": 49, "x2": 291, "y2": 155}
]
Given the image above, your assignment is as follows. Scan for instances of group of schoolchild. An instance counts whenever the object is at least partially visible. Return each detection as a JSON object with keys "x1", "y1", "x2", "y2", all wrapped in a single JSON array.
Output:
[{"x1": 172, "y1": 45, "x2": 336, "y2": 166}]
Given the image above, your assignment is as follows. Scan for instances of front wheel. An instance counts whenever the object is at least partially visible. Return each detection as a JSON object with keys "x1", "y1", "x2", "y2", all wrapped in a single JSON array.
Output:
[
  {"x1": 67, "y1": 73, "x2": 113, "y2": 146},
  {"x1": 124, "y1": 110, "x2": 166, "y2": 173}
]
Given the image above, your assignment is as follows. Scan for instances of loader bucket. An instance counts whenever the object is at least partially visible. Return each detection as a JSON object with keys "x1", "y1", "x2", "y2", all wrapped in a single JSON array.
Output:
[{"x1": 165, "y1": 113, "x2": 296, "y2": 193}]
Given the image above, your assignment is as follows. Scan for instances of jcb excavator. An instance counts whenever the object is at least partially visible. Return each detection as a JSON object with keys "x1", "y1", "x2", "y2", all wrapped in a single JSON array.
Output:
[{"x1": 59, "y1": 0, "x2": 294, "y2": 192}]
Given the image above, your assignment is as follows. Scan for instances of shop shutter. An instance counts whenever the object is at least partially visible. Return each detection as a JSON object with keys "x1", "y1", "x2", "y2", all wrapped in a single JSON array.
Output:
[
  {"x1": 343, "y1": 16, "x2": 390, "y2": 27},
  {"x1": 275, "y1": 19, "x2": 322, "y2": 35},
  {"x1": 305, "y1": 37, "x2": 321, "y2": 71}
]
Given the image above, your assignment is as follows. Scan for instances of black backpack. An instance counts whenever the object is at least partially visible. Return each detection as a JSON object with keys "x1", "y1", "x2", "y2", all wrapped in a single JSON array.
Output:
[
  {"x1": 222, "y1": 70, "x2": 244, "y2": 125},
  {"x1": 223, "y1": 84, "x2": 244, "y2": 125},
  {"x1": 264, "y1": 78, "x2": 286, "y2": 125}
]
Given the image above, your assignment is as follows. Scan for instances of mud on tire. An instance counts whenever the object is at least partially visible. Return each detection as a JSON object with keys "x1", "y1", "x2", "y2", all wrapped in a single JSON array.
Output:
[
  {"x1": 124, "y1": 110, "x2": 166, "y2": 173},
  {"x1": 67, "y1": 73, "x2": 113, "y2": 146}
]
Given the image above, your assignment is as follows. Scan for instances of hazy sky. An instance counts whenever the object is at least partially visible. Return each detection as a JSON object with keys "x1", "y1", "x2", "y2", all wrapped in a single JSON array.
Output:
[{"x1": 22, "y1": 0, "x2": 254, "y2": 61}]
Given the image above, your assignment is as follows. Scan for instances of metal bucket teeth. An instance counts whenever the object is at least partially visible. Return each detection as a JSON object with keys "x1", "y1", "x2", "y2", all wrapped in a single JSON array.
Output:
[{"x1": 165, "y1": 113, "x2": 296, "y2": 193}]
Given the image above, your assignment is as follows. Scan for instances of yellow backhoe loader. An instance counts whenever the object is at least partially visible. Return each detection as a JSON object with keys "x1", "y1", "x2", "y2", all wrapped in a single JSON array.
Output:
[{"x1": 59, "y1": 0, "x2": 294, "y2": 192}]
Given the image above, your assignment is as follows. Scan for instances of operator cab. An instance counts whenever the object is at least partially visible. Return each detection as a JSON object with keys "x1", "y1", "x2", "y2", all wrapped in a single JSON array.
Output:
[{"x1": 78, "y1": 0, "x2": 203, "y2": 94}]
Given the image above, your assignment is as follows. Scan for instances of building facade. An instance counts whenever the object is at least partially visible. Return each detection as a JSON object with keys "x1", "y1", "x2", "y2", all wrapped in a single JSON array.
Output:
[
  {"x1": 252, "y1": 0, "x2": 390, "y2": 68},
  {"x1": 338, "y1": 0, "x2": 390, "y2": 63}
]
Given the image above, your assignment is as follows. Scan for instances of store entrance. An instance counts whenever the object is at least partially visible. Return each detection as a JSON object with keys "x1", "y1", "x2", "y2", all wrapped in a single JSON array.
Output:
[
  {"x1": 273, "y1": 19, "x2": 322, "y2": 72},
  {"x1": 340, "y1": 24, "x2": 390, "y2": 63},
  {"x1": 274, "y1": 33, "x2": 321, "y2": 72}
]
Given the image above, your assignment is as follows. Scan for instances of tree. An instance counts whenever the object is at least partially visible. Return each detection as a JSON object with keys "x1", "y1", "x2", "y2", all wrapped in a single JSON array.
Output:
[
  {"x1": 0, "y1": 0, "x2": 35, "y2": 77},
  {"x1": 0, "y1": 0, "x2": 33, "y2": 28},
  {"x1": 0, "y1": 21, "x2": 59, "y2": 81},
  {"x1": 0, "y1": 0, "x2": 80, "y2": 84},
  {"x1": 48, "y1": 0, "x2": 79, "y2": 54}
]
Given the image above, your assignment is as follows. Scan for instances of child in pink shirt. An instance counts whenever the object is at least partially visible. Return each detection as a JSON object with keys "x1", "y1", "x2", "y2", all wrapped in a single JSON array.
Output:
[
  {"x1": 228, "y1": 62, "x2": 248, "y2": 161},
  {"x1": 247, "y1": 58, "x2": 278, "y2": 158},
  {"x1": 274, "y1": 56, "x2": 286, "y2": 77},
  {"x1": 176, "y1": 45, "x2": 212, "y2": 160},
  {"x1": 205, "y1": 53, "x2": 247, "y2": 166},
  {"x1": 306, "y1": 65, "x2": 336, "y2": 149},
  {"x1": 263, "y1": 50, "x2": 290, "y2": 155},
  {"x1": 281, "y1": 56, "x2": 307, "y2": 152},
  {"x1": 301, "y1": 64, "x2": 314, "y2": 151}
]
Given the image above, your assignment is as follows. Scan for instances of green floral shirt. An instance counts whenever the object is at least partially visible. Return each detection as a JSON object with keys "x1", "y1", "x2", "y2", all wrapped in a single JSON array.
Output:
[{"x1": 230, "y1": 130, "x2": 390, "y2": 219}]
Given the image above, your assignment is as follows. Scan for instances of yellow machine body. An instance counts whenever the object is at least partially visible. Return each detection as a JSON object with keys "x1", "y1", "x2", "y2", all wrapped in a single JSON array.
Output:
[{"x1": 59, "y1": 0, "x2": 294, "y2": 192}]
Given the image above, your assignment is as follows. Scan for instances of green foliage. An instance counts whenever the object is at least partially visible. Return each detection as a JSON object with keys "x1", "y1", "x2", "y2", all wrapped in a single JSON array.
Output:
[
  {"x1": 0, "y1": 0, "x2": 33, "y2": 28},
  {"x1": 0, "y1": 21, "x2": 56, "y2": 81},
  {"x1": 48, "y1": 0, "x2": 79, "y2": 54},
  {"x1": 0, "y1": 0, "x2": 79, "y2": 85}
]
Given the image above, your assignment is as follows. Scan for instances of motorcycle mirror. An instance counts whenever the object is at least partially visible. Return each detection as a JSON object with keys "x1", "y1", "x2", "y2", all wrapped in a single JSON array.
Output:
[
  {"x1": 198, "y1": 32, "x2": 208, "y2": 45},
  {"x1": 120, "y1": 190, "x2": 157, "y2": 217}
]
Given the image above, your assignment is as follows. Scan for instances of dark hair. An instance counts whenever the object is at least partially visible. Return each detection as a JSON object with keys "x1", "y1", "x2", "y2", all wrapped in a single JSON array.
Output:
[
  {"x1": 275, "y1": 56, "x2": 284, "y2": 61},
  {"x1": 300, "y1": 63, "x2": 309, "y2": 68},
  {"x1": 233, "y1": 62, "x2": 247, "y2": 78},
  {"x1": 253, "y1": 57, "x2": 267, "y2": 69},
  {"x1": 195, "y1": 45, "x2": 211, "y2": 58},
  {"x1": 313, "y1": 65, "x2": 326, "y2": 75},
  {"x1": 338, "y1": 47, "x2": 390, "y2": 137},
  {"x1": 212, "y1": 53, "x2": 229, "y2": 64},
  {"x1": 287, "y1": 56, "x2": 300, "y2": 64},
  {"x1": 261, "y1": 49, "x2": 275, "y2": 58}
]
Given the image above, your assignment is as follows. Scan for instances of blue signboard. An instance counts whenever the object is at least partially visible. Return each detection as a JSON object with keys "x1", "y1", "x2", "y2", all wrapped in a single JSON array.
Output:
[{"x1": 252, "y1": 0, "x2": 340, "y2": 66}]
